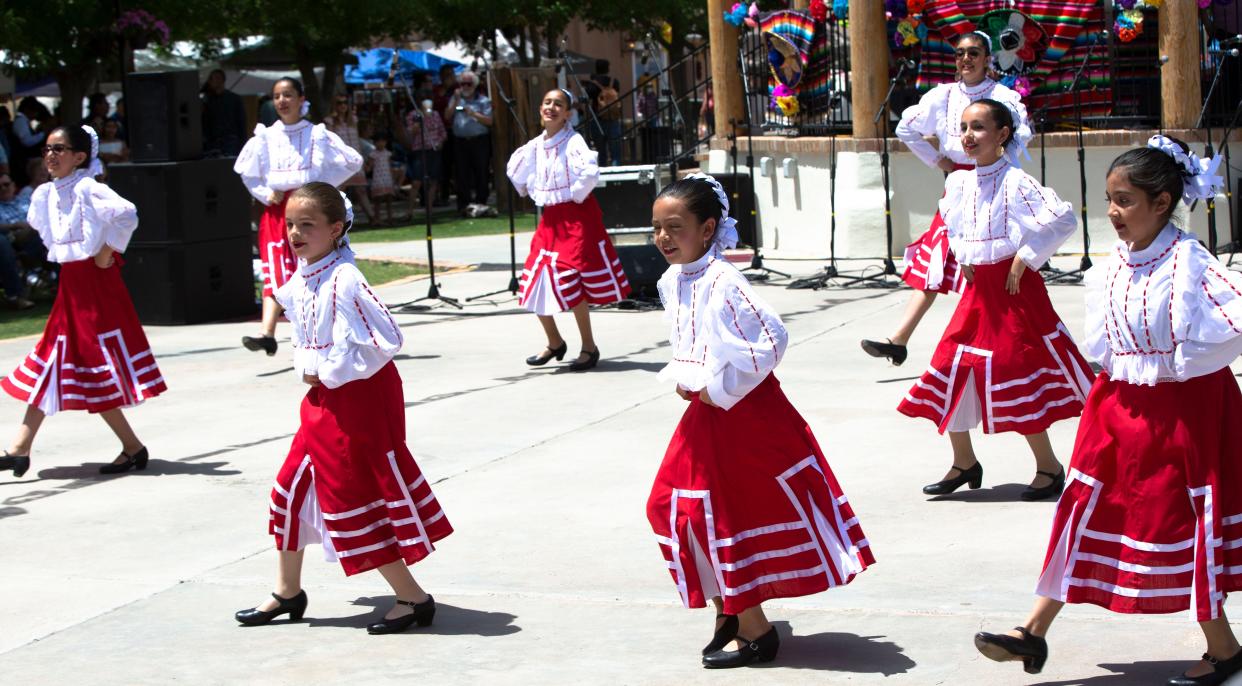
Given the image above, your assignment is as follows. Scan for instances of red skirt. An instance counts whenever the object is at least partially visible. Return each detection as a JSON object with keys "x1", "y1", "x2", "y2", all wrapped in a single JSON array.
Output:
[
  {"x1": 901, "y1": 212, "x2": 965, "y2": 294},
  {"x1": 647, "y1": 374, "x2": 874, "y2": 614},
  {"x1": 1, "y1": 257, "x2": 166, "y2": 416},
  {"x1": 518, "y1": 196, "x2": 630, "y2": 315},
  {"x1": 1035, "y1": 369, "x2": 1242, "y2": 621},
  {"x1": 898, "y1": 260, "x2": 1095, "y2": 434},
  {"x1": 268, "y1": 362, "x2": 452, "y2": 576},
  {"x1": 259, "y1": 196, "x2": 296, "y2": 299}
]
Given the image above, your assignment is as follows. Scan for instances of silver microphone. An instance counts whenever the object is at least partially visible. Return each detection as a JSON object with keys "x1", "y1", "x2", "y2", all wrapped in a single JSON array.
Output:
[{"x1": 1158, "y1": 55, "x2": 1169, "y2": 67}]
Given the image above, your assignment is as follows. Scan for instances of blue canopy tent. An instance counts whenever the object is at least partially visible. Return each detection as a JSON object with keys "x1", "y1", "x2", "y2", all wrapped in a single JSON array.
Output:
[{"x1": 344, "y1": 48, "x2": 465, "y2": 85}]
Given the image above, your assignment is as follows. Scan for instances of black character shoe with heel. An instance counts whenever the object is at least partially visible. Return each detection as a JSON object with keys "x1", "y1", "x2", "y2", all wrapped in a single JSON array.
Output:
[
  {"x1": 1166, "y1": 649, "x2": 1242, "y2": 686},
  {"x1": 1020, "y1": 467, "x2": 1066, "y2": 502},
  {"x1": 99, "y1": 447, "x2": 149, "y2": 475},
  {"x1": 242, "y1": 335, "x2": 278, "y2": 356},
  {"x1": 702, "y1": 614, "x2": 739, "y2": 656},
  {"x1": 0, "y1": 452, "x2": 30, "y2": 478},
  {"x1": 568, "y1": 348, "x2": 600, "y2": 372},
  {"x1": 860, "y1": 338, "x2": 908, "y2": 366},
  {"x1": 702, "y1": 627, "x2": 780, "y2": 668},
  {"x1": 922, "y1": 462, "x2": 983, "y2": 496},
  {"x1": 974, "y1": 626, "x2": 1048, "y2": 674},
  {"x1": 525, "y1": 342, "x2": 567, "y2": 367},
  {"x1": 235, "y1": 590, "x2": 308, "y2": 626},
  {"x1": 367, "y1": 595, "x2": 436, "y2": 635}
]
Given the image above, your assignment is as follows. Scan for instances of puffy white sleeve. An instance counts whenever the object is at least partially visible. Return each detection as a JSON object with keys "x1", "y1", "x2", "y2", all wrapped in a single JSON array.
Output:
[
  {"x1": 315, "y1": 125, "x2": 364, "y2": 188},
  {"x1": 506, "y1": 138, "x2": 537, "y2": 198},
  {"x1": 84, "y1": 181, "x2": 139, "y2": 253},
  {"x1": 25, "y1": 184, "x2": 53, "y2": 246},
  {"x1": 1012, "y1": 173, "x2": 1076, "y2": 270},
  {"x1": 1081, "y1": 258, "x2": 1113, "y2": 364},
  {"x1": 1177, "y1": 243, "x2": 1242, "y2": 377},
  {"x1": 705, "y1": 279, "x2": 789, "y2": 410},
  {"x1": 895, "y1": 85, "x2": 947, "y2": 169},
  {"x1": 318, "y1": 266, "x2": 403, "y2": 389},
  {"x1": 938, "y1": 170, "x2": 969, "y2": 240},
  {"x1": 566, "y1": 133, "x2": 600, "y2": 203},
  {"x1": 234, "y1": 125, "x2": 274, "y2": 204}
]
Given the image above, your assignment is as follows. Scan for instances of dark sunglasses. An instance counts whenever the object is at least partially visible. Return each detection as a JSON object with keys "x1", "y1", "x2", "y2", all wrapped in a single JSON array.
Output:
[
  {"x1": 955, "y1": 48, "x2": 985, "y2": 59},
  {"x1": 42, "y1": 144, "x2": 76, "y2": 156}
]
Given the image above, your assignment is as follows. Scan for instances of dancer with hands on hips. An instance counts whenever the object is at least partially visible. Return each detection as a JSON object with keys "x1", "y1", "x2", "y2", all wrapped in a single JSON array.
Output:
[
  {"x1": 975, "y1": 137, "x2": 1241, "y2": 686},
  {"x1": 646, "y1": 174, "x2": 873, "y2": 669},
  {"x1": 234, "y1": 183, "x2": 451, "y2": 635},
  {"x1": 898, "y1": 99, "x2": 1094, "y2": 501},
  {"x1": 506, "y1": 88, "x2": 630, "y2": 372}
]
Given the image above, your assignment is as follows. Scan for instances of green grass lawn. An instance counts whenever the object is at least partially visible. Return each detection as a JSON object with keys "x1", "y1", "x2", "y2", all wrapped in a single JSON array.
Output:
[
  {"x1": 355, "y1": 259, "x2": 429, "y2": 285},
  {"x1": 349, "y1": 211, "x2": 537, "y2": 243}
]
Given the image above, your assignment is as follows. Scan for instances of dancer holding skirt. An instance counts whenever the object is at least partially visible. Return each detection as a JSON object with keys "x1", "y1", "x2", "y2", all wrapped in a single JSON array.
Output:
[
  {"x1": 975, "y1": 139, "x2": 1241, "y2": 685},
  {"x1": 646, "y1": 175, "x2": 873, "y2": 669}
]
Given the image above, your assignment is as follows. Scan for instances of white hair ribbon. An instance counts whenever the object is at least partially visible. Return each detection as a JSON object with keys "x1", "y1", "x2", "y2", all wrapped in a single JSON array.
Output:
[
  {"x1": 299, "y1": 101, "x2": 310, "y2": 118},
  {"x1": 970, "y1": 30, "x2": 994, "y2": 53},
  {"x1": 685, "y1": 172, "x2": 739, "y2": 250},
  {"x1": 558, "y1": 88, "x2": 575, "y2": 107},
  {"x1": 1147, "y1": 135, "x2": 1225, "y2": 204},
  {"x1": 337, "y1": 189, "x2": 356, "y2": 253},
  {"x1": 993, "y1": 99, "x2": 1030, "y2": 166},
  {"x1": 81, "y1": 125, "x2": 104, "y2": 177}
]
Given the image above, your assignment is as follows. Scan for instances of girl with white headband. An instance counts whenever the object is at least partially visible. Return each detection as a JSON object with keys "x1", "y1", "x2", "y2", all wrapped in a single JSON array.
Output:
[
  {"x1": 235, "y1": 76, "x2": 362, "y2": 358},
  {"x1": 898, "y1": 98, "x2": 1092, "y2": 502},
  {"x1": 975, "y1": 137, "x2": 1241, "y2": 686},
  {"x1": 507, "y1": 87, "x2": 630, "y2": 371},
  {"x1": 234, "y1": 182, "x2": 452, "y2": 635},
  {"x1": 0, "y1": 125, "x2": 165, "y2": 478},
  {"x1": 862, "y1": 30, "x2": 1031, "y2": 366},
  {"x1": 645, "y1": 174, "x2": 873, "y2": 669}
]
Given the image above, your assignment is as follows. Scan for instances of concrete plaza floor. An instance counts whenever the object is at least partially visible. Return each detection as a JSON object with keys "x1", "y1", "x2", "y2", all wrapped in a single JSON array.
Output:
[{"x1": 1, "y1": 239, "x2": 1238, "y2": 685}]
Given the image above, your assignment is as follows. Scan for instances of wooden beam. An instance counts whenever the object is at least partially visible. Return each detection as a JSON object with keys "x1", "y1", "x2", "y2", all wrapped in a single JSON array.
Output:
[
  {"x1": 1159, "y1": 2, "x2": 1202, "y2": 130},
  {"x1": 707, "y1": 0, "x2": 746, "y2": 138},
  {"x1": 849, "y1": 0, "x2": 890, "y2": 138}
]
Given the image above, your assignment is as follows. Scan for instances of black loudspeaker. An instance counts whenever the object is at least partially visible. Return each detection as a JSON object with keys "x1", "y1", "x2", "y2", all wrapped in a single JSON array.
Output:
[
  {"x1": 125, "y1": 70, "x2": 202, "y2": 162},
  {"x1": 121, "y1": 239, "x2": 258, "y2": 325},
  {"x1": 108, "y1": 159, "x2": 249, "y2": 243},
  {"x1": 595, "y1": 165, "x2": 672, "y2": 231},
  {"x1": 709, "y1": 172, "x2": 758, "y2": 248},
  {"x1": 616, "y1": 243, "x2": 666, "y2": 298}
]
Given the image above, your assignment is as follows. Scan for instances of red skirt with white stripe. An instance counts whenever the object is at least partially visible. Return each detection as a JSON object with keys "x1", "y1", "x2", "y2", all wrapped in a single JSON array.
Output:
[
  {"x1": 268, "y1": 362, "x2": 452, "y2": 576},
  {"x1": 518, "y1": 196, "x2": 630, "y2": 315},
  {"x1": 1, "y1": 257, "x2": 166, "y2": 416},
  {"x1": 901, "y1": 212, "x2": 965, "y2": 294},
  {"x1": 898, "y1": 260, "x2": 1095, "y2": 434},
  {"x1": 259, "y1": 196, "x2": 296, "y2": 299},
  {"x1": 647, "y1": 374, "x2": 874, "y2": 614},
  {"x1": 1035, "y1": 369, "x2": 1242, "y2": 621}
]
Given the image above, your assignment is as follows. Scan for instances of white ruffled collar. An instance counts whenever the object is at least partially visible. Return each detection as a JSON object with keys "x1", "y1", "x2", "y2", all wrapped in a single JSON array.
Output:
[
  {"x1": 53, "y1": 169, "x2": 89, "y2": 191},
  {"x1": 300, "y1": 249, "x2": 346, "y2": 278},
  {"x1": 272, "y1": 119, "x2": 311, "y2": 134},
  {"x1": 974, "y1": 157, "x2": 1009, "y2": 178},
  {"x1": 672, "y1": 247, "x2": 720, "y2": 277},
  {"x1": 1121, "y1": 223, "x2": 1181, "y2": 266},
  {"x1": 542, "y1": 126, "x2": 571, "y2": 148},
  {"x1": 957, "y1": 78, "x2": 995, "y2": 98}
]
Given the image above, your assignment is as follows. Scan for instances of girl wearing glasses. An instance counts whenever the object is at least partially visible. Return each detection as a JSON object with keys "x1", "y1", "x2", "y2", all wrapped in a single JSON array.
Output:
[
  {"x1": 861, "y1": 32, "x2": 1031, "y2": 367},
  {"x1": 0, "y1": 126, "x2": 166, "y2": 479},
  {"x1": 235, "y1": 77, "x2": 363, "y2": 357}
]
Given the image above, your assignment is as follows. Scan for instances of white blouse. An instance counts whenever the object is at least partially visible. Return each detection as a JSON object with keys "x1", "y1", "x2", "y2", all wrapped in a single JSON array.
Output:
[
  {"x1": 234, "y1": 120, "x2": 363, "y2": 205},
  {"x1": 941, "y1": 158, "x2": 1076, "y2": 269},
  {"x1": 506, "y1": 127, "x2": 599, "y2": 207},
  {"x1": 273, "y1": 249, "x2": 402, "y2": 390},
  {"x1": 27, "y1": 169, "x2": 138, "y2": 264},
  {"x1": 656, "y1": 249, "x2": 789, "y2": 410},
  {"x1": 896, "y1": 79, "x2": 1032, "y2": 168},
  {"x1": 1084, "y1": 225, "x2": 1242, "y2": 385}
]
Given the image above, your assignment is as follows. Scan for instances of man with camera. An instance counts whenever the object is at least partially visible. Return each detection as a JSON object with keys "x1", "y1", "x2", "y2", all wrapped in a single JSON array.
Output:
[{"x1": 444, "y1": 71, "x2": 494, "y2": 216}]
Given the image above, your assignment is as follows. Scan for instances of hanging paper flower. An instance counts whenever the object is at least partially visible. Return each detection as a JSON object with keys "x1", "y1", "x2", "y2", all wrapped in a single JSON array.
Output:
[
  {"x1": 1012, "y1": 75, "x2": 1033, "y2": 97},
  {"x1": 1116, "y1": 0, "x2": 1137, "y2": 8},
  {"x1": 771, "y1": 84, "x2": 800, "y2": 117},
  {"x1": 895, "y1": 19, "x2": 920, "y2": 47},
  {"x1": 1198, "y1": 0, "x2": 1212, "y2": 7},
  {"x1": 907, "y1": 0, "x2": 926, "y2": 13},
  {"x1": 833, "y1": 0, "x2": 849, "y2": 20},
  {"x1": 809, "y1": 0, "x2": 828, "y2": 23},
  {"x1": 744, "y1": 2, "x2": 760, "y2": 29},
  {"x1": 724, "y1": 3, "x2": 748, "y2": 28},
  {"x1": 1117, "y1": 25, "x2": 1140, "y2": 42}
]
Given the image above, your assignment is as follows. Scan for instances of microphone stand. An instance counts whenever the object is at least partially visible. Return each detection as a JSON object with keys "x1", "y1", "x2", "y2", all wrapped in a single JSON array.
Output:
[
  {"x1": 466, "y1": 69, "x2": 527, "y2": 301},
  {"x1": 737, "y1": 112, "x2": 789, "y2": 282},
  {"x1": 1043, "y1": 34, "x2": 1104, "y2": 284},
  {"x1": 1218, "y1": 96, "x2": 1241, "y2": 264},
  {"x1": 1030, "y1": 99, "x2": 1073, "y2": 281},
  {"x1": 787, "y1": 91, "x2": 846, "y2": 289}
]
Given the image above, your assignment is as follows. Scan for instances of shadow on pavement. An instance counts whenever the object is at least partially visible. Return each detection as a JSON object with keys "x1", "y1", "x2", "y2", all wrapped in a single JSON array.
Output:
[
  {"x1": 306, "y1": 596, "x2": 521, "y2": 637},
  {"x1": 1030, "y1": 660, "x2": 1191, "y2": 685},
  {"x1": 763, "y1": 623, "x2": 916, "y2": 675},
  {"x1": 38, "y1": 460, "x2": 242, "y2": 480},
  {"x1": 928, "y1": 483, "x2": 1033, "y2": 503}
]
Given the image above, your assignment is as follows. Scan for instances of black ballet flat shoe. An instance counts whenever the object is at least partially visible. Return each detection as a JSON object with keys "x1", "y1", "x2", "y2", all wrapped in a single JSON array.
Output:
[
  {"x1": 242, "y1": 335, "x2": 278, "y2": 357},
  {"x1": 367, "y1": 595, "x2": 435, "y2": 635},
  {"x1": 1020, "y1": 467, "x2": 1066, "y2": 502},
  {"x1": 975, "y1": 626, "x2": 1048, "y2": 674},
  {"x1": 702, "y1": 627, "x2": 780, "y2": 669},
  {"x1": 99, "y1": 447, "x2": 149, "y2": 475},
  {"x1": 235, "y1": 590, "x2": 308, "y2": 626},
  {"x1": 703, "y1": 614, "x2": 739, "y2": 656},
  {"x1": 1166, "y1": 649, "x2": 1242, "y2": 686},
  {"x1": 860, "y1": 338, "x2": 908, "y2": 366},
  {"x1": 922, "y1": 462, "x2": 982, "y2": 496},
  {"x1": 0, "y1": 452, "x2": 30, "y2": 478},
  {"x1": 525, "y1": 341, "x2": 567, "y2": 366},
  {"x1": 568, "y1": 348, "x2": 601, "y2": 372}
]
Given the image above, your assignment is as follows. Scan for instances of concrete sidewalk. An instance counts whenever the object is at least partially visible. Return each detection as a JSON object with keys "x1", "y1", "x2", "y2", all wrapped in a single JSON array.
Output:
[{"x1": 0, "y1": 246, "x2": 1236, "y2": 685}]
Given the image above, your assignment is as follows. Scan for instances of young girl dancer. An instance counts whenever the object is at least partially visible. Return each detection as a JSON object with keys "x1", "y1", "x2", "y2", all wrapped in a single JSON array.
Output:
[
  {"x1": 646, "y1": 175, "x2": 874, "y2": 668},
  {"x1": 234, "y1": 77, "x2": 362, "y2": 357},
  {"x1": 234, "y1": 182, "x2": 452, "y2": 634},
  {"x1": 974, "y1": 138, "x2": 1240, "y2": 686},
  {"x1": 506, "y1": 88, "x2": 630, "y2": 371},
  {"x1": 0, "y1": 126, "x2": 165, "y2": 478},
  {"x1": 862, "y1": 31, "x2": 1030, "y2": 366},
  {"x1": 898, "y1": 99, "x2": 1093, "y2": 501}
]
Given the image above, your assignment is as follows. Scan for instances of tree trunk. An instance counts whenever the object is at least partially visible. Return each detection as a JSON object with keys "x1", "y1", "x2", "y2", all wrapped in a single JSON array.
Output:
[
  {"x1": 512, "y1": 28, "x2": 527, "y2": 66},
  {"x1": 529, "y1": 25, "x2": 542, "y2": 65},
  {"x1": 55, "y1": 70, "x2": 92, "y2": 126},
  {"x1": 319, "y1": 53, "x2": 340, "y2": 123},
  {"x1": 294, "y1": 45, "x2": 322, "y2": 122}
]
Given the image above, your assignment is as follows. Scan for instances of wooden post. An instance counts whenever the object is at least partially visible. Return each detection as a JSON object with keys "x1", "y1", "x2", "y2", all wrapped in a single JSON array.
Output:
[
  {"x1": 1158, "y1": 1, "x2": 1202, "y2": 130},
  {"x1": 707, "y1": 0, "x2": 746, "y2": 137},
  {"x1": 790, "y1": 0, "x2": 809, "y2": 9},
  {"x1": 849, "y1": 0, "x2": 890, "y2": 138}
]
